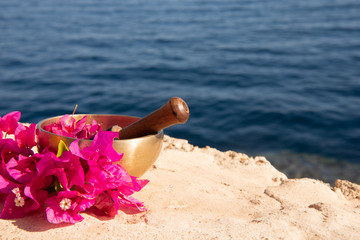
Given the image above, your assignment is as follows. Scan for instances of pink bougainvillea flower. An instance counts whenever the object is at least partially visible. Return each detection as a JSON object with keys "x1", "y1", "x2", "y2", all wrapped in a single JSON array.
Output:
[
  {"x1": 0, "y1": 186, "x2": 47, "y2": 219},
  {"x1": 24, "y1": 183, "x2": 48, "y2": 212},
  {"x1": 117, "y1": 176, "x2": 148, "y2": 212},
  {"x1": 36, "y1": 149, "x2": 84, "y2": 192},
  {"x1": 118, "y1": 194, "x2": 147, "y2": 212},
  {"x1": 69, "y1": 131, "x2": 148, "y2": 215},
  {"x1": 44, "y1": 115, "x2": 102, "y2": 140},
  {"x1": 85, "y1": 163, "x2": 148, "y2": 212},
  {"x1": 35, "y1": 151, "x2": 68, "y2": 192},
  {"x1": 5, "y1": 155, "x2": 39, "y2": 184},
  {"x1": 0, "y1": 139, "x2": 31, "y2": 187},
  {"x1": 35, "y1": 151, "x2": 57, "y2": 176},
  {"x1": 0, "y1": 174, "x2": 21, "y2": 195},
  {"x1": 119, "y1": 176, "x2": 149, "y2": 196},
  {"x1": 52, "y1": 150, "x2": 85, "y2": 190},
  {"x1": 0, "y1": 188, "x2": 29, "y2": 219},
  {"x1": 14, "y1": 123, "x2": 37, "y2": 149},
  {"x1": 93, "y1": 189, "x2": 147, "y2": 217},
  {"x1": 69, "y1": 131, "x2": 125, "y2": 194},
  {"x1": 83, "y1": 164, "x2": 130, "y2": 196},
  {"x1": 44, "y1": 122, "x2": 72, "y2": 138},
  {"x1": 0, "y1": 138, "x2": 29, "y2": 165},
  {"x1": 0, "y1": 150, "x2": 49, "y2": 206},
  {"x1": 77, "y1": 119, "x2": 102, "y2": 139},
  {"x1": 45, "y1": 190, "x2": 95, "y2": 224},
  {"x1": 0, "y1": 140, "x2": 24, "y2": 195},
  {"x1": 69, "y1": 131, "x2": 122, "y2": 167},
  {"x1": 93, "y1": 190, "x2": 120, "y2": 217},
  {"x1": 0, "y1": 111, "x2": 21, "y2": 135},
  {"x1": 59, "y1": 115, "x2": 87, "y2": 136}
]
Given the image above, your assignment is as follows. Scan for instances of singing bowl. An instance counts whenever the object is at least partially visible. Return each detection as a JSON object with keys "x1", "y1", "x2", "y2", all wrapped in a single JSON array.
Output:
[{"x1": 36, "y1": 114, "x2": 164, "y2": 177}]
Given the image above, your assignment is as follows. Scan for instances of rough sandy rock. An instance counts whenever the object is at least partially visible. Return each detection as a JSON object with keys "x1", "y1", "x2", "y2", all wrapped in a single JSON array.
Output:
[
  {"x1": 0, "y1": 136, "x2": 359, "y2": 240},
  {"x1": 334, "y1": 179, "x2": 360, "y2": 201}
]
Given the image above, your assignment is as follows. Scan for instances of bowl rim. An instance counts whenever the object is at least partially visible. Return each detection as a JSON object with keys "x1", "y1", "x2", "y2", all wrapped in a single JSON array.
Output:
[{"x1": 36, "y1": 114, "x2": 164, "y2": 142}]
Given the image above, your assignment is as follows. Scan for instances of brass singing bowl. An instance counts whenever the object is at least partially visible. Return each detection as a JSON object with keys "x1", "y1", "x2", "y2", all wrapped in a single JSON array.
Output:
[{"x1": 36, "y1": 114, "x2": 164, "y2": 177}]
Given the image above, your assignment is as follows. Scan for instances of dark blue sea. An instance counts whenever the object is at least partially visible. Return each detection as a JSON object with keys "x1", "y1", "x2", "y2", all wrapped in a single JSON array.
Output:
[{"x1": 1, "y1": 0, "x2": 360, "y2": 180}]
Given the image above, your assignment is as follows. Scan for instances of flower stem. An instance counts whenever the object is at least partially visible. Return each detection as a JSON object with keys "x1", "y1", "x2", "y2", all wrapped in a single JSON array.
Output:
[{"x1": 72, "y1": 104, "x2": 78, "y2": 117}]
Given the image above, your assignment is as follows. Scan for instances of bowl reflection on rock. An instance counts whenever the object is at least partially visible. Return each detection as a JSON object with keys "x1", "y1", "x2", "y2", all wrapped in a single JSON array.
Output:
[{"x1": 36, "y1": 114, "x2": 164, "y2": 177}]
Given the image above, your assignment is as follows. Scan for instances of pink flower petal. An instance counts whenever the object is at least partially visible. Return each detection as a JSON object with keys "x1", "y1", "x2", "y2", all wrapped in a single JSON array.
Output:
[
  {"x1": 24, "y1": 185, "x2": 48, "y2": 211},
  {"x1": 68, "y1": 139, "x2": 84, "y2": 159},
  {"x1": 45, "y1": 196, "x2": 84, "y2": 224},
  {"x1": 0, "y1": 174, "x2": 20, "y2": 194},
  {"x1": 15, "y1": 123, "x2": 37, "y2": 149},
  {"x1": 0, "y1": 192, "x2": 27, "y2": 219},
  {"x1": 0, "y1": 111, "x2": 21, "y2": 134},
  {"x1": 56, "y1": 151, "x2": 85, "y2": 189},
  {"x1": 45, "y1": 191, "x2": 94, "y2": 224},
  {"x1": 0, "y1": 139, "x2": 28, "y2": 164},
  {"x1": 0, "y1": 186, "x2": 45, "y2": 219},
  {"x1": 45, "y1": 168, "x2": 69, "y2": 191},
  {"x1": 118, "y1": 194, "x2": 147, "y2": 212},
  {"x1": 6, "y1": 155, "x2": 38, "y2": 184},
  {"x1": 36, "y1": 152, "x2": 57, "y2": 176},
  {"x1": 45, "y1": 115, "x2": 101, "y2": 140}
]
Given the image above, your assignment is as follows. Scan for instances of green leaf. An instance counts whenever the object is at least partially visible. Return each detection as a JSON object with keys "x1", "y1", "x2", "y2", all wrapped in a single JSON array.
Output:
[{"x1": 57, "y1": 140, "x2": 69, "y2": 157}]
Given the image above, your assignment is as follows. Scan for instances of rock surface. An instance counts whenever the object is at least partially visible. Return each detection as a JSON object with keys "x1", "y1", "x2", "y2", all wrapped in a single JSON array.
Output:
[{"x1": 0, "y1": 136, "x2": 359, "y2": 240}]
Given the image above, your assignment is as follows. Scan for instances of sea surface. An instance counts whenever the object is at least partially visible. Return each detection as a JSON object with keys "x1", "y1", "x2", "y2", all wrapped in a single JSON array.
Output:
[{"x1": 1, "y1": 0, "x2": 360, "y2": 181}]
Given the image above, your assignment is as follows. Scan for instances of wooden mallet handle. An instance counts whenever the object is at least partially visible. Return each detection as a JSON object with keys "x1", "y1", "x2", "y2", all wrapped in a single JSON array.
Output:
[{"x1": 118, "y1": 97, "x2": 189, "y2": 139}]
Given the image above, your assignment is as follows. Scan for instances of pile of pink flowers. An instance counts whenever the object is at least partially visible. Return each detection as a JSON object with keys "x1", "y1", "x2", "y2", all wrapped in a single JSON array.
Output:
[
  {"x1": 43, "y1": 114, "x2": 102, "y2": 140},
  {"x1": 0, "y1": 112, "x2": 148, "y2": 224}
]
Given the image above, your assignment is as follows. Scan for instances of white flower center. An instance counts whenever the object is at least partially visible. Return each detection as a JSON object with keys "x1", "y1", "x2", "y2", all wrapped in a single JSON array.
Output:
[
  {"x1": 14, "y1": 197, "x2": 25, "y2": 207},
  {"x1": 59, "y1": 198, "x2": 72, "y2": 211},
  {"x1": 12, "y1": 187, "x2": 21, "y2": 197},
  {"x1": 12, "y1": 188, "x2": 25, "y2": 207}
]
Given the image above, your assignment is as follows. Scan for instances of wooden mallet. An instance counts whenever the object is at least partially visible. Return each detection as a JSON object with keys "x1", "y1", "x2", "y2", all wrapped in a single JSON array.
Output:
[{"x1": 116, "y1": 97, "x2": 189, "y2": 140}]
